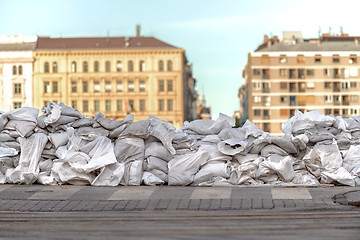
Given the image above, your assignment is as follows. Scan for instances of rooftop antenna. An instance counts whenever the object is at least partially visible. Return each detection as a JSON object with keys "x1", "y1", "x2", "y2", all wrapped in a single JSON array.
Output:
[
  {"x1": 318, "y1": 26, "x2": 321, "y2": 37},
  {"x1": 340, "y1": 26, "x2": 344, "y2": 35}
]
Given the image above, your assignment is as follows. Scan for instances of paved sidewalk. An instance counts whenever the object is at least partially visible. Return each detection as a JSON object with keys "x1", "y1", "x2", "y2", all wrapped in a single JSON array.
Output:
[{"x1": 0, "y1": 184, "x2": 359, "y2": 212}]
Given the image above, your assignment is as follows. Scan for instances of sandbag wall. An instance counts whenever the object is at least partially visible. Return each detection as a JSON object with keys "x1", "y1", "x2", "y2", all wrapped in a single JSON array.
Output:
[{"x1": 0, "y1": 102, "x2": 359, "y2": 186}]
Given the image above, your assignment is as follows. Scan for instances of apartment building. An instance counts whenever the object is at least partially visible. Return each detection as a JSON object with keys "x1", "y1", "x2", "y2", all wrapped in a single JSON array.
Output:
[
  {"x1": 0, "y1": 36, "x2": 37, "y2": 111},
  {"x1": 33, "y1": 33, "x2": 197, "y2": 126},
  {"x1": 244, "y1": 32, "x2": 360, "y2": 135}
]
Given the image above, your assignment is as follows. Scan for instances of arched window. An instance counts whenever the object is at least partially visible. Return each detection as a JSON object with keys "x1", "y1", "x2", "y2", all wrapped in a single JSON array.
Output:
[
  {"x1": 83, "y1": 61, "x2": 88, "y2": 72},
  {"x1": 167, "y1": 60, "x2": 173, "y2": 71},
  {"x1": 71, "y1": 61, "x2": 77, "y2": 73},
  {"x1": 158, "y1": 60, "x2": 164, "y2": 71},
  {"x1": 105, "y1": 61, "x2": 111, "y2": 72},
  {"x1": 44, "y1": 62, "x2": 49, "y2": 73},
  {"x1": 52, "y1": 62, "x2": 58, "y2": 73},
  {"x1": 116, "y1": 61, "x2": 122, "y2": 72},
  {"x1": 18, "y1": 65, "x2": 23, "y2": 75},
  {"x1": 128, "y1": 60, "x2": 134, "y2": 72},
  {"x1": 139, "y1": 60, "x2": 145, "y2": 72},
  {"x1": 12, "y1": 65, "x2": 17, "y2": 75},
  {"x1": 94, "y1": 61, "x2": 99, "y2": 72}
]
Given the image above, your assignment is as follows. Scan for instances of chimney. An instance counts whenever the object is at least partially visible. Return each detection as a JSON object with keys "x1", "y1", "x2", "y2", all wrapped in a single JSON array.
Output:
[
  {"x1": 264, "y1": 34, "x2": 269, "y2": 44},
  {"x1": 136, "y1": 24, "x2": 141, "y2": 37}
]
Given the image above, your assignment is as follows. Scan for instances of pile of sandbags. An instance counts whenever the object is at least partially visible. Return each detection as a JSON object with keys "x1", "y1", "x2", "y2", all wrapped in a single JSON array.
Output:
[{"x1": 0, "y1": 102, "x2": 359, "y2": 187}]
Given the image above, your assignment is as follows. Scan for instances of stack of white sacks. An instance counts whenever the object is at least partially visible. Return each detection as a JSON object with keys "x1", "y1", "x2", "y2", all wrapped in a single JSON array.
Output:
[{"x1": 0, "y1": 102, "x2": 359, "y2": 187}]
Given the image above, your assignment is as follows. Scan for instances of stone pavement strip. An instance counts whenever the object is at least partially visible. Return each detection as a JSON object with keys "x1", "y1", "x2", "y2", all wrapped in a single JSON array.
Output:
[{"x1": 0, "y1": 184, "x2": 358, "y2": 212}]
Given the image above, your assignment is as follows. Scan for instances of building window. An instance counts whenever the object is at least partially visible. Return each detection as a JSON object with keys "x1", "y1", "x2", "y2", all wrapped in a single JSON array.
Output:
[
  {"x1": 44, "y1": 62, "x2": 49, "y2": 73},
  {"x1": 167, "y1": 99, "x2": 173, "y2": 111},
  {"x1": 43, "y1": 81, "x2": 50, "y2": 93},
  {"x1": 117, "y1": 100, "x2": 123, "y2": 111},
  {"x1": 333, "y1": 54, "x2": 340, "y2": 63},
  {"x1": 306, "y1": 69, "x2": 314, "y2": 76},
  {"x1": 254, "y1": 109, "x2": 261, "y2": 116},
  {"x1": 325, "y1": 109, "x2": 332, "y2": 115},
  {"x1": 139, "y1": 99, "x2": 145, "y2": 111},
  {"x1": 128, "y1": 60, "x2": 134, "y2": 72},
  {"x1": 350, "y1": 55, "x2": 357, "y2": 64},
  {"x1": 325, "y1": 95, "x2": 332, "y2": 103},
  {"x1": 116, "y1": 80, "x2": 123, "y2": 92},
  {"x1": 105, "y1": 80, "x2": 111, "y2": 92},
  {"x1": 279, "y1": 69, "x2": 287, "y2": 77},
  {"x1": 13, "y1": 102, "x2": 22, "y2": 109},
  {"x1": 263, "y1": 123, "x2": 270, "y2": 132},
  {"x1": 105, "y1": 61, "x2": 111, "y2": 72},
  {"x1": 52, "y1": 62, "x2": 57, "y2": 73},
  {"x1": 159, "y1": 60, "x2": 164, "y2": 71},
  {"x1": 280, "y1": 96, "x2": 287, "y2": 103},
  {"x1": 14, "y1": 83, "x2": 21, "y2": 94},
  {"x1": 324, "y1": 68, "x2": 332, "y2": 76},
  {"x1": 83, "y1": 61, "x2": 88, "y2": 72},
  {"x1": 262, "y1": 69, "x2": 270, "y2": 79},
  {"x1": 94, "y1": 100, "x2": 100, "y2": 111},
  {"x1": 298, "y1": 69, "x2": 305, "y2": 79},
  {"x1": 253, "y1": 82, "x2": 261, "y2": 90},
  {"x1": 167, "y1": 80, "x2": 173, "y2": 92},
  {"x1": 315, "y1": 54, "x2": 321, "y2": 63},
  {"x1": 261, "y1": 54, "x2": 270, "y2": 64},
  {"x1": 71, "y1": 61, "x2": 77, "y2": 73},
  {"x1": 350, "y1": 95, "x2": 359, "y2": 102},
  {"x1": 83, "y1": 100, "x2": 89, "y2": 112},
  {"x1": 159, "y1": 99, "x2": 165, "y2": 111},
  {"x1": 253, "y1": 69, "x2": 261, "y2": 76},
  {"x1": 94, "y1": 80, "x2": 100, "y2": 92},
  {"x1": 71, "y1": 100, "x2": 77, "y2": 109},
  {"x1": 159, "y1": 80, "x2": 165, "y2": 92},
  {"x1": 297, "y1": 55, "x2": 305, "y2": 63},
  {"x1": 290, "y1": 96, "x2": 297, "y2": 106},
  {"x1": 139, "y1": 60, "x2": 145, "y2": 72},
  {"x1": 128, "y1": 80, "x2": 134, "y2": 92},
  {"x1": 52, "y1": 81, "x2": 58, "y2": 93},
  {"x1": 83, "y1": 81, "x2": 88, "y2": 92},
  {"x1": 116, "y1": 61, "x2": 122, "y2": 72},
  {"x1": 254, "y1": 96, "x2": 261, "y2": 103},
  {"x1": 279, "y1": 55, "x2": 287, "y2": 63},
  {"x1": 324, "y1": 82, "x2": 332, "y2": 89},
  {"x1": 280, "y1": 82, "x2": 288, "y2": 89},
  {"x1": 94, "y1": 61, "x2": 99, "y2": 72},
  {"x1": 351, "y1": 82, "x2": 357, "y2": 88},
  {"x1": 139, "y1": 80, "x2": 146, "y2": 92},
  {"x1": 280, "y1": 109, "x2": 288, "y2": 117},
  {"x1": 105, "y1": 100, "x2": 111, "y2": 112},
  {"x1": 71, "y1": 81, "x2": 77, "y2": 92},
  {"x1": 167, "y1": 60, "x2": 173, "y2": 71},
  {"x1": 128, "y1": 100, "x2": 135, "y2": 112},
  {"x1": 18, "y1": 65, "x2": 23, "y2": 75}
]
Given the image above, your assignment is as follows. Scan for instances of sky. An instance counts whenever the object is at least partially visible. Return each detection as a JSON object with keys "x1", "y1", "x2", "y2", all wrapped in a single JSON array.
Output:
[{"x1": 1, "y1": 0, "x2": 360, "y2": 118}]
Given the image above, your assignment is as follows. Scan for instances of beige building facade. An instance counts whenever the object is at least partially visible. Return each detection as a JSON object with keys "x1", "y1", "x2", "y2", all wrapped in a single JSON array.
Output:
[
  {"x1": 245, "y1": 32, "x2": 360, "y2": 135},
  {"x1": 34, "y1": 36, "x2": 197, "y2": 126}
]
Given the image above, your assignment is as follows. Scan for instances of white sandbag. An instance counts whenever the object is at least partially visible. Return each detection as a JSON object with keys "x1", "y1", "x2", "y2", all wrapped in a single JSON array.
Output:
[
  {"x1": 184, "y1": 113, "x2": 234, "y2": 135},
  {"x1": 249, "y1": 133, "x2": 271, "y2": 154},
  {"x1": 270, "y1": 136, "x2": 298, "y2": 155},
  {"x1": 48, "y1": 132, "x2": 68, "y2": 149},
  {"x1": 58, "y1": 102, "x2": 83, "y2": 118},
  {"x1": 114, "y1": 137, "x2": 145, "y2": 162},
  {"x1": 0, "y1": 146, "x2": 18, "y2": 158},
  {"x1": 92, "y1": 162, "x2": 125, "y2": 186},
  {"x1": 128, "y1": 160, "x2": 143, "y2": 186},
  {"x1": 145, "y1": 141, "x2": 173, "y2": 162},
  {"x1": 95, "y1": 112, "x2": 126, "y2": 130},
  {"x1": 0, "y1": 114, "x2": 8, "y2": 131},
  {"x1": 0, "y1": 133, "x2": 15, "y2": 142},
  {"x1": 292, "y1": 171, "x2": 320, "y2": 185},
  {"x1": 168, "y1": 150, "x2": 209, "y2": 185},
  {"x1": 218, "y1": 128, "x2": 246, "y2": 141},
  {"x1": 292, "y1": 134, "x2": 309, "y2": 150},
  {"x1": 193, "y1": 161, "x2": 231, "y2": 184},
  {"x1": 9, "y1": 133, "x2": 48, "y2": 184},
  {"x1": 144, "y1": 156, "x2": 168, "y2": 173},
  {"x1": 0, "y1": 157, "x2": 14, "y2": 174},
  {"x1": 235, "y1": 154, "x2": 260, "y2": 165},
  {"x1": 38, "y1": 159, "x2": 53, "y2": 172},
  {"x1": 37, "y1": 172, "x2": 56, "y2": 185},
  {"x1": 314, "y1": 139, "x2": 342, "y2": 171},
  {"x1": 71, "y1": 118, "x2": 95, "y2": 128},
  {"x1": 42, "y1": 102, "x2": 61, "y2": 125},
  {"x1": 149, "y1": 116, "x2": 176, "y2": 155},
  {"x1": 142, "y1": 171, "x2": 164, "y2": 186},
  {"x1": 260, "y1": 156, "x2": 296, "y2": 182},
  {"x1": 76, "y1": 126, "x2": 109, "y2": 140},
  {"x1": 120, "y1": 120, "x2": 150, "y2": 138},
  {"x1": 0, "y1": 171, "x2": 5, "y2": 184},
  {"x1": 199, "y1": 144, "x2": 232, "y2": 162},
  {"x1": 148, "y1": 168, "x2": 168, "y2": 182},
  {"x1": 3, "y1": 107, "x2": 39, "y2": 123},
  {"x1": 5, "y1": 120, "x2": 36, "y2": 137},
  {"x1": 321, "y1": 167, "x2": 355, "y2": 186},
  {"x1": 51, "y1": 161, "x2": 95, "y2": 185},
  {"x1": 77, "y1": 136, "x2": 117, "y2": 173},
  {"x1": 217, "y1": 138, "x2": 248, "y2": 155},
  {"x1": 260, "y1": 144, "x2": 288, "y2": 157},
  {"x1": 242, "y1": 120, "x2": 264, "y2": 138}
]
